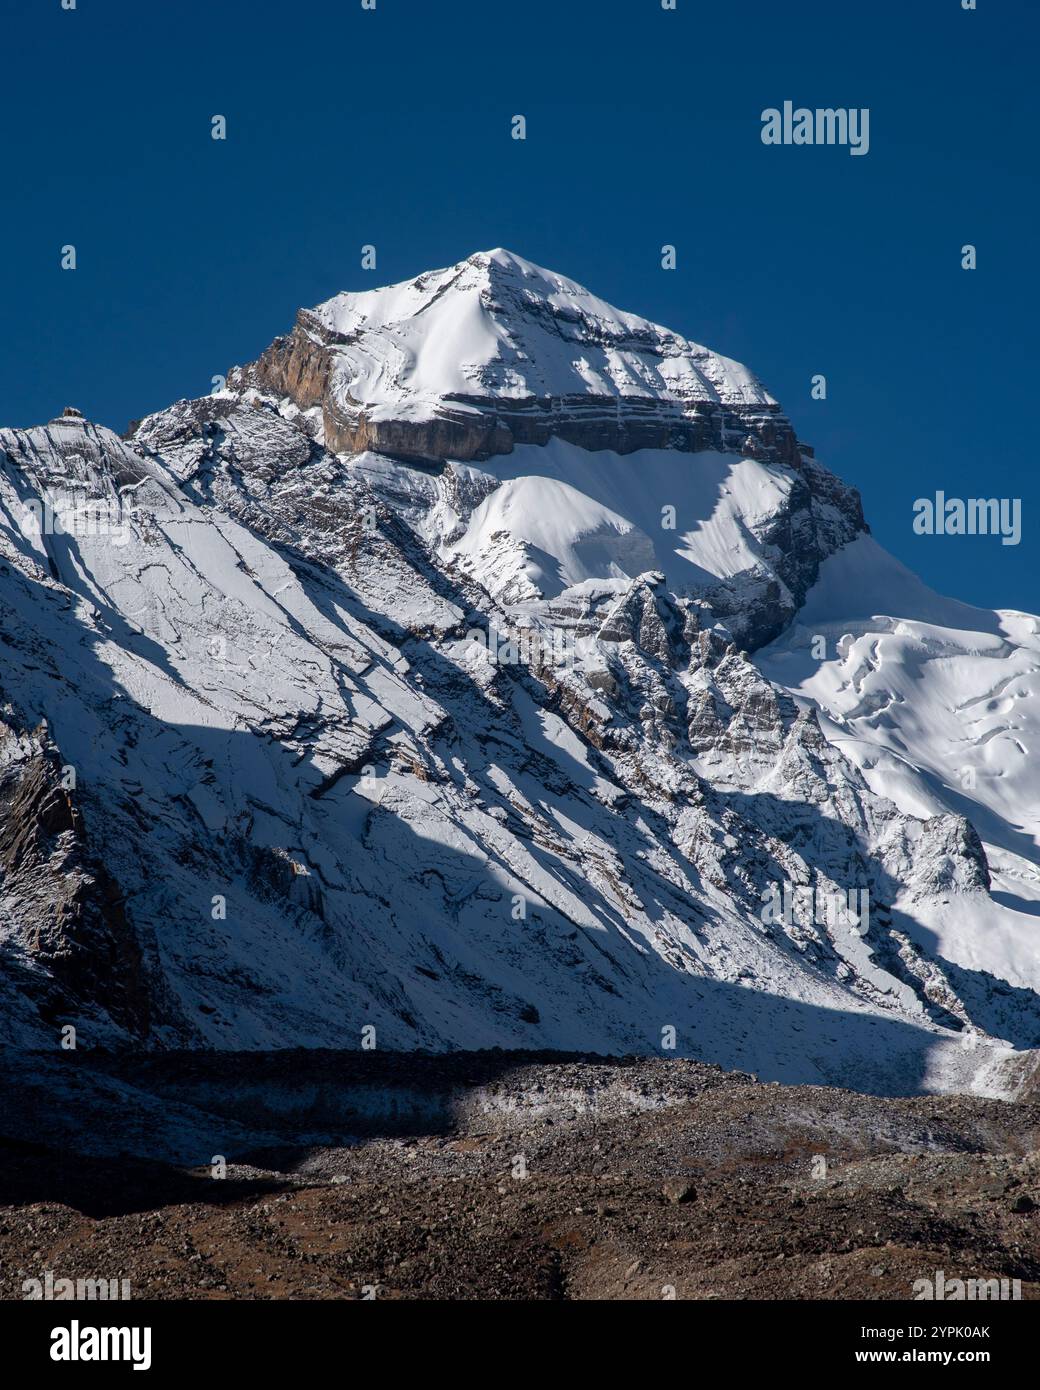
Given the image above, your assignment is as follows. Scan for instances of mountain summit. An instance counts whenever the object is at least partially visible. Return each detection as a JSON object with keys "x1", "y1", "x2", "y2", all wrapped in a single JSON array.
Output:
[
  {"x1": 1, "y1": 254, "x2": 1038, "y2": 1100},
  {"x1": 230, "y1": 249, "x2": 865, "y2": 643},
  {"x1": 309, "y1": 247, "x2": 775, "y2": 412},
  {"x1": 233, "y1": 249, "x2": 793, "y2": 465}
]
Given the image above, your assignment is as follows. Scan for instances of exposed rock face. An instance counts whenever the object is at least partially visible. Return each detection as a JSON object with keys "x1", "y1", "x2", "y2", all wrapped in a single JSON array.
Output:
[
  {"x1": 227, "y1": 247, "x2": 856, "y2": 494},
  {"x1": 0, "y1": 252, "x2": 1036, "y2": 1095},
  {"x1": 236, "y1": 302, "x2": 804, "y2": 468},
  {"x1": 0, "y1": 717, "x2": 149, "y2": 1036}
]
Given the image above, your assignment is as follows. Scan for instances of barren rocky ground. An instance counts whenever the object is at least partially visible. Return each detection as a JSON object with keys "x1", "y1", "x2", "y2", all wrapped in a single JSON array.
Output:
[{"x1": 0, "y1": 1052, "x2": 1038, "y2": 1300}]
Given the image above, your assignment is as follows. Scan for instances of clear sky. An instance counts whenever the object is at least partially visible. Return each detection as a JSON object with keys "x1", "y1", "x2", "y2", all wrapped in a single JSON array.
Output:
[{"x1": 1, "y1": 0, "x2": 1036, "y2": 611}]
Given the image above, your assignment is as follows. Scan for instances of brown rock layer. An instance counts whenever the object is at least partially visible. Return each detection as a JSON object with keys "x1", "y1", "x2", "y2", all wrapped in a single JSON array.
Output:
[{"x1": 231, "y1": 310, "x2": 809, "y2": 469}]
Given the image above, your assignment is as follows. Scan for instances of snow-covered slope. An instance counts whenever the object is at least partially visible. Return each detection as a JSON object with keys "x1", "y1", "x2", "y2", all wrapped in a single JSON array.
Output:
[
  {"x1": 311, "y1": 248, "x2": 775, "y2": 415},
  {"x1": 758, "y1": 536, "x2": 1040, "y2": 1049},
  {"x1": 1, "y1": 254, "x2": 1037, "y2": 1101},
  {"x1": 440, "y1": 443, "x2": 814, "y2": 597}
]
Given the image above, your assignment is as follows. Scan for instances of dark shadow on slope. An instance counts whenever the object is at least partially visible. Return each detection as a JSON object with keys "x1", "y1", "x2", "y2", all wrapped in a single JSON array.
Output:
[
  {"x1": 0, "y1": 1022, "x2": 978, "y2": 1223},
  {"x1": 0, "y1": 1135, "x2": 287, "y2": 1219},
  {"x1": 718, "y1": 784, "x2": 1040, "y2": 1050},
  {"x1": 895, "y1": 761, "x2": 1040, "y2": 871},
  {"x1": 32, "y1": 526, "x2": 193, "y2": 693},
  {"x1": 990, "y1": 889, "x2": 1040, "y2": 919},
  {"x1": 890, "y1": 904, "x2": 1040, "y2": 1050}
]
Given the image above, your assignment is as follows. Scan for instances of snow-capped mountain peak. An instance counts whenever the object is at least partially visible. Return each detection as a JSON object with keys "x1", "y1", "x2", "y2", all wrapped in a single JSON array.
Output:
[
  {"x1": 1, "y1": 252, "x2": 1038, "y2": 1102},
  {"x1": 231, "y1": 249, "x2": 790, "y2": 470},
  {"x1": 228, "y1": 251, "x2": 864, "y2": 646},
  {"x1": 307, "y1": 247, "x2": 774, "y2": 413}
]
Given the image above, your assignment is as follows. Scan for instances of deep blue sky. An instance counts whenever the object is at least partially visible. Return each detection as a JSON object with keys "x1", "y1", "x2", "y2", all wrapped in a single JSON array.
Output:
[{"x1": 1, "y1": 0, "x2": 1036, "y2": 610}]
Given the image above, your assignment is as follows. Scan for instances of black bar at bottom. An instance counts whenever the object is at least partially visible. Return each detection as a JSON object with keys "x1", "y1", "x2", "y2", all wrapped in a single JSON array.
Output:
[{"x1": 0, "y1": 1297, "x2": 1027, "y2": 1373}]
